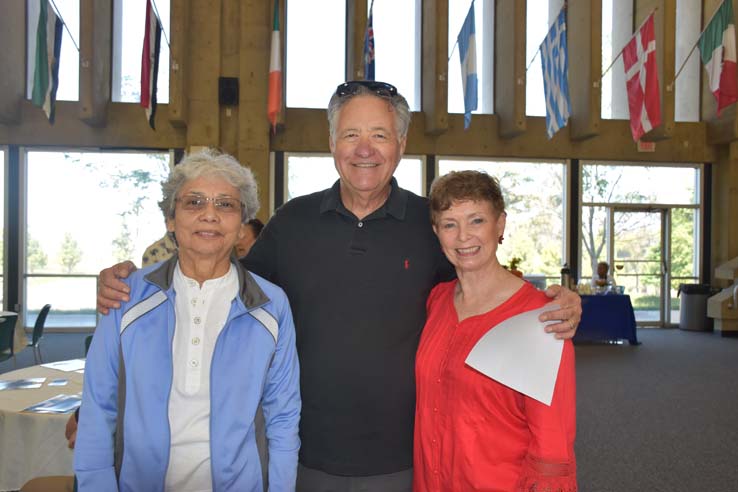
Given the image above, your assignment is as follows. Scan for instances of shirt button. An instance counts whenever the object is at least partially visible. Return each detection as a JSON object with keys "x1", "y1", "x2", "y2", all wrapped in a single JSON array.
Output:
[
  {"x1": 191, "y1": 299, "x2": 198, "y2": 306},
  {"x1": 193, "y1": 316, "x2": 201, "y2": 324},
  {"x1": 357, "y1": 221, "x2": 364, "y2": 228},
  {"x1": 432, "y1": 438, "x2": 437, "y2": 444},
  {"x1": 433, "y1": 470, "x2": 439, "y2": 475},
  {"x1": 436, "y1": 378, "x2": 441, "y2": 383},
  {"x1": 192, "y1": 337, "x2": 201, "y2": 345},
  {"x1": 189, "y1": 359, "x2": 199, "y2": 368},
  {"x1": 433, "y1": 407, "x2": 438, "y2": 413}
]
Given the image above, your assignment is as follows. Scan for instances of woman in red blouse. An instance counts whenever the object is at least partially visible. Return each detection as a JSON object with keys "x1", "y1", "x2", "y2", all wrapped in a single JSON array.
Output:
[{"x1": 414, "y1": 170, "x2": 577, "y2": 492}]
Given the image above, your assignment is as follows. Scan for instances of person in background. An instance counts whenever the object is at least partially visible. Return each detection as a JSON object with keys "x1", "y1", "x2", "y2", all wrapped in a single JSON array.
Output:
[
  {"x1": 415, "y1": 170, "x2": 576, "y2": 491},
  {"x1": 235, "y1": 218, "x2": 265, "y2": 258},
  {"x1": 75, "y1": 149, "x2": 301, "y2": 491},
  {"x1": 591, "y1": 261, "x2": 616, "y2": 290},
  {"x1": 141, "y1": 230, "x2": 177, "y2": 267},
  {"x1": 95, "y1": 81, "x2": 581, "y2": 492}
]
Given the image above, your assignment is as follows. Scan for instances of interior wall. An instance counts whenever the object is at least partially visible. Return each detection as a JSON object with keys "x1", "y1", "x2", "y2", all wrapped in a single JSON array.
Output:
[{"x1": 0, "y1": 0, "x2": 736, "y2": 277}]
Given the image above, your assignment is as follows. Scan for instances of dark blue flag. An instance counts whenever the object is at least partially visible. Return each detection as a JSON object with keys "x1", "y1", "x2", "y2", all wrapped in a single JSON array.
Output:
[{"x1": 363, "y1": 0, "x2": 375, "y2": 80}]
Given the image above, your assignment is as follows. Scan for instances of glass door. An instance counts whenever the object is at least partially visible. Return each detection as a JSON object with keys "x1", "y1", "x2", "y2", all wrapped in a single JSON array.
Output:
[{"x1": 610, "y1": 207, "x2": 667, "y2": 326}]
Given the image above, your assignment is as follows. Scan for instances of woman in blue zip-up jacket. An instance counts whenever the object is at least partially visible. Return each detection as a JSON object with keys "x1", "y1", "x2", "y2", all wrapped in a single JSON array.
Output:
[{"x1": 75, "y1": 149, "x2": 301, "y2": 492}]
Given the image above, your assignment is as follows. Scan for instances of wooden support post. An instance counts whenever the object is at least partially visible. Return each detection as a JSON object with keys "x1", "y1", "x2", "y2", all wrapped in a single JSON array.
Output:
[
  {"x1": 238, "y1": 0, "x2": 273, "y2": 220},
  {"x1": 0, "y1": 1, "x2": 26, "y2": 124},
  {"x1": 422, "y1": 0, "x2": 449, "y2": 136},
  {"x1": 169, "y1": 0, "x2": 189, "y2": 128},
  {"x1": 568, "y1": 0, "x2": 602, "y2": 140},
  {"x1": 495, "y1": 0, "x2": 526, "y2": 138},
  {"x1": 79, "y1": 0, "x2": 112, "y2": 127},
  {"x1": 347, "y1": 0, "x2": 368, "y2": 81}
]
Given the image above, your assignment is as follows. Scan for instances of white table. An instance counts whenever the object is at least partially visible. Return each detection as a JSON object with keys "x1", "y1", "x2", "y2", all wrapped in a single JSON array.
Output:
[{"x1": 0, "y1": 363, "x2": 83, "y2": 491}]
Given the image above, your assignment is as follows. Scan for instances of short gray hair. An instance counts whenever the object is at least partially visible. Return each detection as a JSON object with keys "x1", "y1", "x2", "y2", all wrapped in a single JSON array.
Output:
[
  {"x1": 159, "y1": 148, "x2": 259, "y2": 224},
  {"x1": 327, "y1": 85, "x2": 411, "y2": 144}
]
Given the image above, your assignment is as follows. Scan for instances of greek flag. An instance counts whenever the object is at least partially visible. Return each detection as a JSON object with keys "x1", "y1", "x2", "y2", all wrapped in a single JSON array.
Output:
[
  {"x1": 457, "y1": 2, "x2": 477, "y2": 129},
  {"x1": 540, "y1": 7, "x2": 571, "y2": 138}
]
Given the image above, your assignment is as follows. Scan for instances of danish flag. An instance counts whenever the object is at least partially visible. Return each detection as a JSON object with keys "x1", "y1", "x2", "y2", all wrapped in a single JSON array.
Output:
[{"x1": 622, "y1": 13, "x2": 661, "y2": 142}]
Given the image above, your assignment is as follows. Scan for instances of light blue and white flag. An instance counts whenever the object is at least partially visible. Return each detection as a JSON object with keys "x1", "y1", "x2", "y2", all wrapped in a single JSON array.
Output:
[
  {"x1": 457, "y1": 2, "x2": 477, "y2": 130},
  {"x1": 540, "y1": 7, "x2": 571, "y2": 138}
]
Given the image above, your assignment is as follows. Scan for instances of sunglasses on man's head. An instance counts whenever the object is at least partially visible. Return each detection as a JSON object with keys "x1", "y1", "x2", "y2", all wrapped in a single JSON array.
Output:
[{"x1": 335, "y1": 81, "x2": 398, "y2": 98}]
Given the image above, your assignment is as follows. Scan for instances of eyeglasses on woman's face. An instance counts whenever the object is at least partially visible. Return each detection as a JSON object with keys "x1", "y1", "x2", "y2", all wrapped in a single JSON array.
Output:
[{"x1": 175, "y1": 194, "x2": 243, "y2": 214}]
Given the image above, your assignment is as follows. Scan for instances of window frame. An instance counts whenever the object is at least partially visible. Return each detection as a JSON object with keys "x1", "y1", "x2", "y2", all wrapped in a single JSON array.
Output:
[{"x1": 18, "y1": 146, "x2": 173, "y2": 332}]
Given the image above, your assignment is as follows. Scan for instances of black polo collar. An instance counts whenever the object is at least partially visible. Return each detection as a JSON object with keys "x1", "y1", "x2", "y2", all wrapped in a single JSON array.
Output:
[{"x1": 319, "y1": 177, "x2": 408, "y2": 221}]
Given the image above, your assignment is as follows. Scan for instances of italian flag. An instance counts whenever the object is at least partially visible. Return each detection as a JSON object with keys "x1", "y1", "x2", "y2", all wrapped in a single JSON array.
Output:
[
  {"x1": 699, "y1": 0, "x2": 738, "y2": 115},
  {"x1": 31, "y1": 0, "x2": 63, "y2": 123},
  {"x1": 267, "y1": 1, "x2": 282, "y2": 132}
]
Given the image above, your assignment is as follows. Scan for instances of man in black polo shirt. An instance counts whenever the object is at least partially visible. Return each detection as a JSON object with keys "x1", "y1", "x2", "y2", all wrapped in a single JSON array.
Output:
[{"x1": 96, "y1": 81, "x2": 581, "y2": 491}]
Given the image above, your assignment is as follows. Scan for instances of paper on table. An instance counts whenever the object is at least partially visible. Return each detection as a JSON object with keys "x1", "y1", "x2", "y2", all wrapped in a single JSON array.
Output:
[
  {"x1": 22, "y1": 393, "x2": 82, "y2": 414},
  {"x1": 41, "y1": 358, "x2": 86, "y2": 372},
  {"x1": 0, "y1": 378, "x2": 46, "y2": 391},
  {"x1": 465, "y1": 304, "x2": 564, "y2": 406}
]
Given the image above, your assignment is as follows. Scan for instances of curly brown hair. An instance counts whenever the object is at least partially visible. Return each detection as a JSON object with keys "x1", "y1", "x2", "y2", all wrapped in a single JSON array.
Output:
[{"x1": 429, "y1": 170, "x2": 505, "y2": 225}]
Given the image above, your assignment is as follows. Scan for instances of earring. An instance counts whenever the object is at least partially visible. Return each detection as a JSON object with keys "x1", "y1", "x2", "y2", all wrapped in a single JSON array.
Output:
[{"x1": 498, "y1": 235, "x2": 504, "y2": 244}]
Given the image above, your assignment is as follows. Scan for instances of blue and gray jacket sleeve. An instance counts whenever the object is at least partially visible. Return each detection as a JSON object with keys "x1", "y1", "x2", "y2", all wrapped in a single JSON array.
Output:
[
  {"x1": 261, "y1": 289, "x2": 301, "y2": 492},
  {"x1": 74, "y1": 300, "x2": 123, "y2": 491}
]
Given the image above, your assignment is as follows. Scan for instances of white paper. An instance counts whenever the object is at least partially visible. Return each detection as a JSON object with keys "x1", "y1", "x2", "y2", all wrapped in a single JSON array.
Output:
[
  {"x1": 0, "y1": 378, "x2": 46, "y2": 391},
  {"x1": 465, "y1": 304, "x2": 564, "y2": 406},
  {"x1": 41, "y1": 358, "x2": 86, "y2": 372},
  {"x1": 22, "y1": 393, "x2": 82, "y2": 414}
]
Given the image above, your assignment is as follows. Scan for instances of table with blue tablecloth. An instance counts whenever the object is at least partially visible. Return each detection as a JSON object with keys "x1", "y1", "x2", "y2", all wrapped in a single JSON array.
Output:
[{"x1": 574, "y1": 295, "x2": 640, "y2": 345}]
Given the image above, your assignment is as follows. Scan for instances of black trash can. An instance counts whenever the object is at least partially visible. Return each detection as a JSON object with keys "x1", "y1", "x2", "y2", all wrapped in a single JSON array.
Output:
[{"x1": 677, "y1": 283, "x2": 713, "y2": 331}]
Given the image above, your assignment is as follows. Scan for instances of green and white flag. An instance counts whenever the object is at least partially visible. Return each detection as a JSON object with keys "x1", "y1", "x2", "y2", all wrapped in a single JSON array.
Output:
[
  {"x1": 31, "y1": 0, "x2": 63, "y2": 123},
  {"x1": 699, "y1": 0, "x2": 738, "y2": 115}
]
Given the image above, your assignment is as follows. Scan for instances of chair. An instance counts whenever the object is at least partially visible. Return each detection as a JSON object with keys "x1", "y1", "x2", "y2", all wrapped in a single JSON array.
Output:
[
  {"x1": 0, "y1": 314, "x2": 19, "y2": 368},
  {"x1": 28, "y1": 304, "x2": 51, "y2": 364}
]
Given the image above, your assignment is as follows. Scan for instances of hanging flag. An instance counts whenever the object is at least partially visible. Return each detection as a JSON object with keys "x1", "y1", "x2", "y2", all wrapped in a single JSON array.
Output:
[
  {"x1": 267, "y1": 1, "x2": 282, "y2": 132},
  {"x1": 699, "y1": 0, "x2": 738, "y2": 115},
  {"x1": 363, "y1": 0, "x2": 376, "y2": 80},
  {"x1": 540, "y1": 7, "x2": 571, "y2": 139},
  {"x1": 457, "y1": 2, "x2": 477, "y2": 130},
  {"x1": 31, "y1": 0, "x2": 63, "y2": 124},
  {"x1": 622, "y1": 13, "x2": 661, "y2": 142},
  {"x1": 140, "y1": 0, "x2": 162, "y2": 129}
]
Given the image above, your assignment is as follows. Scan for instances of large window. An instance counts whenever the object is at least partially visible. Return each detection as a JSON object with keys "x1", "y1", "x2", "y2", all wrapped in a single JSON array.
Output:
[
  {"x1": 580, "y1": 162, "x2": 701, "y2": 325},
  {"x1": 368, "y1": 0, "x2": 421, "y2": 110},
  {"x1": 112, "y1": 0, "x2": 170, "y2": 103},
  {"x1": 448, "y1": 0, "x2": 494, "y2": 116},
  {"x1": 24, "y1": 150, "x2": 171, "y2": 328},
  {"x1": 284, "y1": 154, "x2": 424, "y2": 202},
  {"x1": 286, "y1": 0, "x2": 346, "y2": 108},
  {"x1": 675, "y1": 0, "x2": 700, "y2": 122},
  {"x1": 601, "y1": 0, "x2": 632, "y2": 119},
  {"x1": 438, "y1": 158, "x2": 567, "y2": 286},
  {"x1": 26, "y1": 0, "x2": 80, "y2": 102}
]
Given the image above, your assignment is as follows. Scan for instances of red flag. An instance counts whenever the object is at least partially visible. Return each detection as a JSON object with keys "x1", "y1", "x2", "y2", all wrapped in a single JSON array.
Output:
[
  {"x1": 622, "y1": 13, "x2": 661, "y2": 142},
  {"x1": 141, "y1": 0, "x2": 162, "y2": 129}
]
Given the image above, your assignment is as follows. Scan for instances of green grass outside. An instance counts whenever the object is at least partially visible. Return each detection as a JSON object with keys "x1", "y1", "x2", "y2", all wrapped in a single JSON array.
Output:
[{"x1": 631, "y1": 295, "x2": 680, "y2": 311}]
